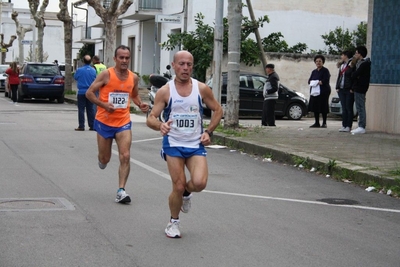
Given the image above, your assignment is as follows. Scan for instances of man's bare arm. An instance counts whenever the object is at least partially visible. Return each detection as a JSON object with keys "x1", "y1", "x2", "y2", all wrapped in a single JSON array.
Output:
[{"x1": 200, "y1": 83, "x2": 223, "y2": 132}]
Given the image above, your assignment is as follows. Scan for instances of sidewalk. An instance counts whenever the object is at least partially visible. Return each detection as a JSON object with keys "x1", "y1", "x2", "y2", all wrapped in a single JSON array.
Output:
[{"x1": 64, "y1": 92, "x2": 400, "y2": 195}]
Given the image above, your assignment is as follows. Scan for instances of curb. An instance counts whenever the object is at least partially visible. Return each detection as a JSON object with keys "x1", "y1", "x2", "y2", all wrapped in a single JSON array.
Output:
[{"x1": 213, "y1": 134, "x2": 399, "y2": 188}]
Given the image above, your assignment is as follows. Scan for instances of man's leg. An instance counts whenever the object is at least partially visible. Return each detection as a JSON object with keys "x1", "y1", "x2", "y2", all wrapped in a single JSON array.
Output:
[
  {"x1": 185, "y1": 155, "x2": 208, "y2": 193},
  {"x1": 97, "y1": 133, "x2": 113, "y2": 167},
  {"x1": 77, "y1": 94, "x2": 85, "y2": 129},
  {"x1": 354, "y1": 92, "x2": 366, "y2": 128},
  {"x1": 114, "y1": 129, "x2": 132, "y2": 189},
  {"x1": 266, "y1": 99, "x2": 276, "y2": 126},
  {"x1": 85, "y1": 96, "x2": 95, "y2": 129},
  {"x1": 165, "y1": 156, "x2": 187, "y2": 219},
  {"x1": 261, "y1": 100, "x2": 268, "y2": 126}
]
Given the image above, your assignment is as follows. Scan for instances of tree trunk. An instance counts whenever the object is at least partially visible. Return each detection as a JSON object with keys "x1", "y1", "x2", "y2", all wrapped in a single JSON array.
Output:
[
  {"x1": 87, "y1": 0, "x2": 133, "y2": 67},
  {"x1": 246, "y1": 0, "x2": 267, "y2": 71},
  {"x1": 225, "y1": 0, "x2": 242, "y2": 128},
  {"x1": 0, "y1": 34, "x2": 17, "y2": 64},
  {"x1": 57, "y1": 0, "x2": 73, "y2": 91},
  {"x1": 28, "y1": 0, "x2": 49, "y2": 62},
  {"x1": 12, "y1": 11, "x2": 33, "y2": 65}
]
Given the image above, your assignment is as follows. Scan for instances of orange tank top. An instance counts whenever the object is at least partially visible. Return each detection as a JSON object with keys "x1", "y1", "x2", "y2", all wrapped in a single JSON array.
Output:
[{"x1": 95, "y1": 68, "x2": 134, "y2": 127}]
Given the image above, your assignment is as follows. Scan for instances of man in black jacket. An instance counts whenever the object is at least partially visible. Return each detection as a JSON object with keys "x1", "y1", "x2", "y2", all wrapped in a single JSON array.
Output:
[
  {"x1": 262, "y1": 64, "x2": 279, "y2": 126},
  {"x1": 351, "y1": 46, "x2": 371, "y2": 134}
]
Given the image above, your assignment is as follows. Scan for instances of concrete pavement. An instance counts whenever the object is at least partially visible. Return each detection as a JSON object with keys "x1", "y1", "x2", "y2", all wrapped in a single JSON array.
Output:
[{"x1": 64, "y1": 90, "x2": 400, "y2": 197}]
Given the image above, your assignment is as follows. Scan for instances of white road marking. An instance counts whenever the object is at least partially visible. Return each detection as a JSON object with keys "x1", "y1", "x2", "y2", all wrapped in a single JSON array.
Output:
[
  {"x1": 131, "y1": 137, "x2": 162, "y2": 143},
  {"x1": 111, "y1": 146, "x2": 400, "y2": 214}
]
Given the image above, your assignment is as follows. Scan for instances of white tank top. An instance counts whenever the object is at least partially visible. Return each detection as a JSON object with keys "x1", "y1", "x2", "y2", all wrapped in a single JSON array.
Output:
[{"x1": 162, "y1": 78, "x2": 203, "y2": 148}]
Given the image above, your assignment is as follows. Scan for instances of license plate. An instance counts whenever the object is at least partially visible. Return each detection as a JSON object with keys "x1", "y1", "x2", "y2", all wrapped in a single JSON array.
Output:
[{"x1": 36, "y1": 78, "x2": 51, "y2": 82}]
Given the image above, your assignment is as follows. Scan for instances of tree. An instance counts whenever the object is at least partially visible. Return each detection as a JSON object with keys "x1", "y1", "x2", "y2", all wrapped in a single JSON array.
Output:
[
  {"x1": 225, "y1": 0, "x2": 242, "y2": 128},
  {"x1": 86, "y1": 0, "x2": 133, "y2": 67},
  {"x1": 261, "y1": 32, "x2": 307, "y2": 53},
  {"x1": 12, "y1": 11, "x2": 33, "y2": 66},
  {"x1": 57, "y1": 0, "x2": 73, "y2": 91},
  {"x1": 0, "y1": 34, "x2": 17, "y2": 64},
  {"x1": 321, "y1": 22, "x2": 367, "y2": 55},
  {"x1": 161, "y1": 13, "x2": 269, "y2": 82},
  {"x1": 27, "y1": 0, "x2": 49, "y2": 63}
]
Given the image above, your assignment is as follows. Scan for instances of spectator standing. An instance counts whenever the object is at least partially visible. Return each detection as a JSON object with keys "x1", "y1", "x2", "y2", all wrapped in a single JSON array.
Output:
[
  {"x1": 92, "y1": 55, "x2": 107, "y2": 75},
  {"x1": 308, "y1": 55, "x2": 331, "y2": 128},
  {"x1": 350, "y1": 46, "x2": 371, "y2": 135},
  {"x1": 262, "y1": 63, "x2": 279, "y2": 126},
  {"x1": 5, "y1": 62, "x2": 20, "y2": 105},
  {"x1": 74, "y1": 55, "x2": 96, "y2": 131},
  {"x1": 335, "y1": 50, "x2": 355, "y2": 132}
]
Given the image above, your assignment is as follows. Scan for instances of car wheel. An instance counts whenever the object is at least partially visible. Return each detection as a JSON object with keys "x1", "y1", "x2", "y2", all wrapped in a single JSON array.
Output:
[
  {"x1": 57, "y1": 96, "x2": 65, "y2": 103},
  {"x1": 17, "y1": 90, "x2": 24, "y2": 102},
  {"x1": 286, "y1": 103, "x2": 303, "y2": 120}
]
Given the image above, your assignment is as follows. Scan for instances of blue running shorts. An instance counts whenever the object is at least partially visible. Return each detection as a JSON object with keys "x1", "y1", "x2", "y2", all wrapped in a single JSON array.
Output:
[
  {"x1": 161, "y1": 146, "x2": 207, "y2": 161},
  {"x1": 94, "y1": 119, "x2": 132, "y2": 139}
]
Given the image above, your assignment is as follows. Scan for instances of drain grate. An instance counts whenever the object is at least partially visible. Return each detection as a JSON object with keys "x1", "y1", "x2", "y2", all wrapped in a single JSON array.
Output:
[
  {"x1": 317, "y1": 198, "x2": 360, "y2": 205},
  {"x1": 0, "y1": 198, "x2": 75, "y2": 212}
]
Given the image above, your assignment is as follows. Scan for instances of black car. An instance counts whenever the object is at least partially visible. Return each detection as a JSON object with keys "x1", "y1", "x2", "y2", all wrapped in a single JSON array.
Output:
[
  {"x1": 204, "y1": 72, "x2": 308, "y2": 120},
  {"x1": 17, "y1": 62, "x2": 65, "y2": 103}
]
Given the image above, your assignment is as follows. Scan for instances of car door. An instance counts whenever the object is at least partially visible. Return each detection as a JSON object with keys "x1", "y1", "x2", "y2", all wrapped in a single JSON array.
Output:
[
  {"x1": 238, "y1": 74, "x2": 254, "y2": 112},
  {"x1": 248, "y1": 74, "x2": 267, "y2": 113},
  {"x1": 275, "y1": 84, "x2": 287, "y2": 116}
]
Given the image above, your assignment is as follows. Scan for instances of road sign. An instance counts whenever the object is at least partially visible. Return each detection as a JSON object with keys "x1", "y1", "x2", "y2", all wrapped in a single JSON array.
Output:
[
  {"x1": 21, "y1": 40, "x2": 32, "y2": 45},
  {"x1": 155, "y1": 15, "x2": 182, "y2": 24}
]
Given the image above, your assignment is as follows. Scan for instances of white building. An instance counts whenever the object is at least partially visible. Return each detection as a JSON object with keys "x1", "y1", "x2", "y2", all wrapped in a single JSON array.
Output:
[
  {"x1": 86, "y1": 0, "x2": 367, "y2": 81},
  {"x1": 0, "y1": 1, "x2": 84, "y2": 64}
]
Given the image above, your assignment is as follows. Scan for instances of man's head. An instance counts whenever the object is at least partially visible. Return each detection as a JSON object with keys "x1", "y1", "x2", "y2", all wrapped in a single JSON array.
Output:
[
  {"x1": 172, "y1": 50, "x2": 193, "y2": 82},
  {"x1": 93, "y1": 55, "x2": 100, "y2": 64},
  {"x1": 83, "y1": 55, "x2": 91, "y2": 65},
  {"x1": 114, "y1": 45, "x2": 131, "y2": 71},
  {"x1": 265, "y1": 63, "x2": 275, "y2": 75},
  {"x1": 355, "y1": 46, "x2": 367, "y2": 59},
  {"x1": 341, "y1": 50, "x2": 354, "y2": 61}
]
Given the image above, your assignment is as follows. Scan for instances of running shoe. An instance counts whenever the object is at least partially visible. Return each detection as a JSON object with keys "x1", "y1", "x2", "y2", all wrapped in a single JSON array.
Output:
[
  {"x1": 115, "y1": 189, "x2": 131, "y2": 204},
  {"x1": 181, "y1": 193, "x2": 192, "y2": 213},
  {"x1": 165, "y1": 220, "x2": 181, "y2": 238},
  {"x1": 98, "y1": 161, "x2": 107, "y2": 170}
]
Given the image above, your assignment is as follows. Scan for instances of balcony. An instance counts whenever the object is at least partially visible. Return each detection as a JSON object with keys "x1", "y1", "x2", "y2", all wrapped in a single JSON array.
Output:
[{"x1": 120, "y1": 0, "x2": 162, "y2": 21}]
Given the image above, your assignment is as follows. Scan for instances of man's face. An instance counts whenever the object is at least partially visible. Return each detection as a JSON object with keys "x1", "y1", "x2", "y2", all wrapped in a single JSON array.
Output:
[
  {"x1": 266, "y1": 67, "x2": 273, "y2": 75},
  {"x1": 172, "y1": 53, "x2": 193, "y2": 81},
  {"x1": 354, "y1": 51, "x2": 362, "y2": 60},
  {"x1": 114, "y1": 49, "x2": 130, "y2": 70}
]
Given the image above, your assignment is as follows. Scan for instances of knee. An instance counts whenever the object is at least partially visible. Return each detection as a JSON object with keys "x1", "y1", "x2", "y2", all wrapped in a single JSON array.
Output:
[
  {"x1": 172, "y1": 181, "x2": 186, "y2": 195},
  {"x1": 191, "y1": 176, "x2": 207, "y2": 192},
  {"x1": 119, "y1": 151, "x2": 130, "y2": 164},
  {"x1": 98, "y1": 155, "x2": 110, "y2": 164}
]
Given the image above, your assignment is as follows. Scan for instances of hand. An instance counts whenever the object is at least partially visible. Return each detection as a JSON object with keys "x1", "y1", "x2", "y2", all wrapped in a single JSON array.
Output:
[
  {"x1": 139, "y1": 103, "x2": 149, "y2": 113},
  {"x1": 104, "y1": 102, "x2": 116, "y2": 113},
  {"x1": 200, "y1": 132, "x2": 211, "y2": 146},
  {"x1": 160, "y1": 120, "x2": 173, "y2": 136}
]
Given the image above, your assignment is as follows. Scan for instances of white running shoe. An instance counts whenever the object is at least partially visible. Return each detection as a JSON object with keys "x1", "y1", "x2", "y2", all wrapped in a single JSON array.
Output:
[
  {"x1": 165, "y1": 220, "x2": 181, "y2": 238},
  {"x1": 115, "y1": 189, "x2": 131, "y2": 203},
  {"x1": 343, "y1": 127, "x2": 350, "y2": 132},
  {"x1": 351, "y1": 127, "x2": 366, "y2": 134},
  {"x1": 339, "y1": 127, "x2": 346, "y2": 132},
  {"x1": 98, "y1": 161, "x2": 107, "y2": 170},
  {"x1": 181, "y1": 193, "x2": 192, "y2": 213}
]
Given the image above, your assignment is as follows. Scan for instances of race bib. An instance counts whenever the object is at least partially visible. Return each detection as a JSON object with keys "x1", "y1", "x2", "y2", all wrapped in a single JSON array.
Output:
[
  {"x1": 108, "y1": 93, "x2": 129, "y2": 109},
  {"x1": 172, "y1": 113, "x2": 198, "y2": 134}
]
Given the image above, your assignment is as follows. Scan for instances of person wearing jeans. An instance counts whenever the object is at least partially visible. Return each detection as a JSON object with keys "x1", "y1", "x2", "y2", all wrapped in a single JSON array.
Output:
[
  {"x1": 351, "y1": 46, "x2": 371, "y2": 134},
  {"x1": 335, "y1": 50, "x2": 354, "y2": 132},
  {"x1": 74, "y1": 55, "x2": 96, "y2": 131},
  {"x1": 5, "y1": 62, "x2": 20, "y2": 104}
]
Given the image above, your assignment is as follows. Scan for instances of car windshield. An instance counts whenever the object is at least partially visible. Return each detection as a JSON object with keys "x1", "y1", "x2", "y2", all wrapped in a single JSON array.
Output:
[
  {"x1": 27, "y1": 65, "x2": 60, "y2": 76},
  {"x1": 0, "y1": 65, "x2": 8, "y2": 74}
]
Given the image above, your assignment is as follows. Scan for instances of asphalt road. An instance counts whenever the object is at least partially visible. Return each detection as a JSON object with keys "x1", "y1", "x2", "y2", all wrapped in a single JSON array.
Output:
[{"x1": 1, "y1": 98, "x2": 399, "y2": 267}]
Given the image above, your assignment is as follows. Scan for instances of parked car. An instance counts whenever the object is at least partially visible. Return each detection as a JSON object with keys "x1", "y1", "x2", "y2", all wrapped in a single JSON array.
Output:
[
  {"x1": 18, "y1": 62, "x2": 65, "y2": 103},
  {"x1": 204, "y1": 72, "x2": 308, "y2": 120},
  {"x1": 0, "y1": 64, "x2": 9, "y2": 93},
  {"x1": 330, "y1": 96, "x2": 358, "y2": 118}
]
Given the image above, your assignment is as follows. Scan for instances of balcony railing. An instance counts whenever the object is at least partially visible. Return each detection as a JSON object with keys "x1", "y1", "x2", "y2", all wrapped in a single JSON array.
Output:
[{"x1": 138, "y1": 0, "x2": 162, "y2": 10}]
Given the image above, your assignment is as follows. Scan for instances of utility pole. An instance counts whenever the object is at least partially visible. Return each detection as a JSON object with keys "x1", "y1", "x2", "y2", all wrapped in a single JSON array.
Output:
[
  {"x1": 246, "y1": 0, "x2": 267, "y2": 72},
  {"x1": 225, "y1": 0, "x2": 242, "y2": 128},
  {"x1": 212, "y1": 0, "x2": 224, "y2": 108}
]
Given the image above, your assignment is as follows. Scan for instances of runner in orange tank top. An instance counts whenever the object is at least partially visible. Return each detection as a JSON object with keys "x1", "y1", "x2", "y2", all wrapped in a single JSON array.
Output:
[{"x1": 86, "y1": 45, "x2": 149, "y2": 204}]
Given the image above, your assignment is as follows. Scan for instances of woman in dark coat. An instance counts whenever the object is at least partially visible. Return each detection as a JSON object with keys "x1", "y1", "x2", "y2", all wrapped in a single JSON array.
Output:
[{"x1": 308, "y1": 55, "x2": 331, "y2": 128}]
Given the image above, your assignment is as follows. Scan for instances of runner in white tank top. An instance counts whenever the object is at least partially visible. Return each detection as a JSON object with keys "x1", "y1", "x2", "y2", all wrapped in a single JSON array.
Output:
[{"x1": 162, "y1": 78, "x2": 203, "y2": 149}]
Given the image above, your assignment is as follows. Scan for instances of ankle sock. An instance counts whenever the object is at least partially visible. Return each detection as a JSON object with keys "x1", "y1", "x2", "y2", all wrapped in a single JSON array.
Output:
[{"x1": 183, "y1": 189, "x2": 191, "y2": 197}]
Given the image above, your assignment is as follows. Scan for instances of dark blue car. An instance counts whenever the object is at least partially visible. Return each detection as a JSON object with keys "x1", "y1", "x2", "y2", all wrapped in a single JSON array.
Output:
[{"x1": 18, "y1": 63, "x2": 65, "y2": 103}]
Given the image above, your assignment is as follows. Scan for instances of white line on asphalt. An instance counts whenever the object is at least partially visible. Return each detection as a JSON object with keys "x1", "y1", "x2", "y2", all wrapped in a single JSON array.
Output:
[
  {"x1": 112, "y1": 149, "x2": 400, "y2": 214},
  {"x1": 131, "y1": 137, "x2": 162, "y2": 143}
]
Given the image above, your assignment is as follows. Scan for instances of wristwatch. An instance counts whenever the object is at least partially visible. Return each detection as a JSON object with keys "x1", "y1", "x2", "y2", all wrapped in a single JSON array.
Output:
[{"x1": 205, "y1": 129, "x2": 213, "y2": 137}]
